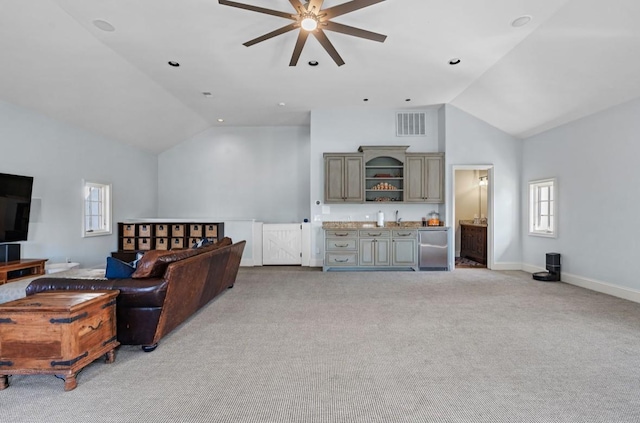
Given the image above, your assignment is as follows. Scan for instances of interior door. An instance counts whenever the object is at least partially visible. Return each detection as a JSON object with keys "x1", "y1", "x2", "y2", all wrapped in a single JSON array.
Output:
[{"x1": 262, "y1": 224, "x2": 302, "y2": 265}]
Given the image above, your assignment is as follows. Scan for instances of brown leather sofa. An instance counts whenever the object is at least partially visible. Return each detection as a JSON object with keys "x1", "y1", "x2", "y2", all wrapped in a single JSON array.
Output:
[{"x1": 25, "y1": 238, "x2": 245, "y2": 352}]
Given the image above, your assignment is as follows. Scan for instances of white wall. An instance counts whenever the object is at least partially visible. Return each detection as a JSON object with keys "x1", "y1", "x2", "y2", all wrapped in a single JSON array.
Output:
[
  {"x1": 157, "y1": 125, "x2": 310, "y2": 263},
  {"x1": 157, "y1": 125, "x2": 310, "y2": 222},
  {"x1": 309, "y1": 107, "x2": 442, "y2": 265},
  {"x1": 0, "y1": 100, "x2": 158, "y2": 267},
  {"x1": 522, "y1": 97, "x2": 640, "y2": 293},
  {"x1": 444, "y1": 105, "x2": 522, "y2": 269}
]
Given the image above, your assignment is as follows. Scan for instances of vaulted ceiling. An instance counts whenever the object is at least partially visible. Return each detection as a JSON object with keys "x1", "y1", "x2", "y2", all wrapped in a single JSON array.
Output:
[{"x1": 2, "y1": 0, "x2": 640, "y2": 153}]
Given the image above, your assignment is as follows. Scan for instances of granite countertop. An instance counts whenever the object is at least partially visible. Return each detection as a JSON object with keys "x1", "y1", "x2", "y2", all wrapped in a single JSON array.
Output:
[
  {"x1": 459, "y1": 220, "x2": 488, "y2": 227},
  {"x1": 323, "y1": 221, "x2": 446, "y2": 229}
]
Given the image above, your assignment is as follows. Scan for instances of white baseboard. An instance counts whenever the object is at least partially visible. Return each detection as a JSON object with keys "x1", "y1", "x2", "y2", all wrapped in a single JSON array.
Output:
[
  {"x1": 310, "y1": 258, "x2": 323, "y2": 268},
  {"x1": 240, "y1": 258, "x2": 255, "y2": 267},
  {"x1": 490, "y1": 262, "x2": 522, "y2": 271},
  {"x1": 522, "y1": 263, "x2": 640, "y2": 304}
]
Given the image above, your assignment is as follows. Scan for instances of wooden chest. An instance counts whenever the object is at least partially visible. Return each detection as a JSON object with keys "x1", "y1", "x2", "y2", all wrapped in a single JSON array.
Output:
[{"x1": 0, "y1": 291, "x2": 119, "y2": 391}]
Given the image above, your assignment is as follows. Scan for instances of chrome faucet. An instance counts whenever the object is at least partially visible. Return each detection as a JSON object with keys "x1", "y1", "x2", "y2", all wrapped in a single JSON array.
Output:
[{"x1": 395, "y1": 210, "x2": 401, "y2": 224}]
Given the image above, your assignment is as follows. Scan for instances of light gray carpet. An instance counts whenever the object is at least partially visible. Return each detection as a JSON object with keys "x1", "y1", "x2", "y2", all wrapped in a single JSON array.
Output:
[{"x1": 2, "y1": 267, "x2": 640, "y2": 422}]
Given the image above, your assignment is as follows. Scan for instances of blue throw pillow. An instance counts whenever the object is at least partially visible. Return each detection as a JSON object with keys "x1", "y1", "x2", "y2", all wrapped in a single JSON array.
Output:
[
  {"x1": 105, "y1": 257, "x2": 136, "y2": 279},
  {"x1": 192, "y1": 238, "x2": 213, "y2": 249},
  {"x1": 131, "y1": 252, "x2": 144, "y2": 269}
]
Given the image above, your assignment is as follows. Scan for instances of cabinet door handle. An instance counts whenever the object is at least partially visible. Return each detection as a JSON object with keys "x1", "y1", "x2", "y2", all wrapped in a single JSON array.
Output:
[
  {"x1": 334, "y1": 232, "x2": 349, "y2": 236},
  {"x1": 396, "y1": 232, "x2": 412, "y2": 237},
  {"x1": 334, "y1": 243, "x2": 349, "y2": 248},
  {"x1": 367, "y1": 232, "x2": 382, "y2": 237},
  {"x1": 334, "y1": 258, "x2": 349, "y2": 263}
]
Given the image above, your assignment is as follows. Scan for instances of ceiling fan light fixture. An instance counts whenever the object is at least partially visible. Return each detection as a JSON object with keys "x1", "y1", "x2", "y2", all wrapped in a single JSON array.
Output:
[
  {"x1": 300, "y1": 14, "x2": 318, "y2": 31},
  {"x1": 449, "y1": 58, "x2": 461, "y2": 65},
  {"x1": 308, "y1": 60, "x2": 319, "y2": 66}
]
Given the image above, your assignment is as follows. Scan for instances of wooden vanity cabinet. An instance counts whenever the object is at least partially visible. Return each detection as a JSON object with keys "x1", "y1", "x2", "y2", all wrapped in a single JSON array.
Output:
[{"x1": 459, "y1": 223, "x2": 487, "y2": 265}]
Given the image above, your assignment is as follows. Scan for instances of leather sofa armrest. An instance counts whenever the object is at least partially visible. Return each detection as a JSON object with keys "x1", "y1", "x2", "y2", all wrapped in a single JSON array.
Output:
[
  {"x1": 26, "y1": 277, "x2": 116, "y2": 296},
  {"x1": 26, "y1": 276, "x2": 169, "y2": 308}
]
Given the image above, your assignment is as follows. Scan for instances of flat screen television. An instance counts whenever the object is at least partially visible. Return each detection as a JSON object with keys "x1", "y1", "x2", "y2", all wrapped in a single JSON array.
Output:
[{"x1": 0, "y1": 172, "x2": 34, "y2": 243}]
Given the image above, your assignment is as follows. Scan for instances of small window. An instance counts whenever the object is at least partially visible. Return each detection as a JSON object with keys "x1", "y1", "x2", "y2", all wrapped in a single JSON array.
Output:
[
  {"x1": 83, "y1": 181, "x2": 112, "y2": 237},
  {"x1": 529, "y1": 178, "x2": 556, "y2": 237}
]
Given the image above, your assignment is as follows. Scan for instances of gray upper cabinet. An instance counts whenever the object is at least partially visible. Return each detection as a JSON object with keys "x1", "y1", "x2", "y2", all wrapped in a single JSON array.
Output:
[
  {"x1": 323, "y1": 148, "x2": 444, "y2": 204},
  {"x1": 324, "y1": 154, "x2": 364, "y2": 203},
  {"x1": 405, "y1": 153, "x2": 445, "y2": 203}
]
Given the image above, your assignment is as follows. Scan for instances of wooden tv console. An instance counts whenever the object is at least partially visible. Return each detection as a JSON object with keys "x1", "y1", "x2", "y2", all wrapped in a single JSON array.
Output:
[{"x1": 0, "y1": 259, "x2": 47, "y2": 285}]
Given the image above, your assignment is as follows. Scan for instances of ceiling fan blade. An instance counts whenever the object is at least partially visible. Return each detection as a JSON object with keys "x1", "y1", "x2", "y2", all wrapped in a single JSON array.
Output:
[
  {"x1": 219, "y1": 0, "x2": 295, "y2": 20},
  {"x1": 289, "y1": 31, "x2": 310, "y2": 66},
  {"x1": 312, "y1": 29, "x2": 345, "y2": 66},
  {"x1": 306, "y1": 0, "x2": 325, "y2": 13},
  {"x1": 288, "y1": 0, "x2": 304, "y2": 12},
  {"x1": 323, "y1": 21, "x2": 386, "y2": 42},
  {"x1": 323, "y1": 0, "x2": 385, "y2": 20},
  {"x1": 243, "y1": 23, "x2": 298, "y2": 47}
]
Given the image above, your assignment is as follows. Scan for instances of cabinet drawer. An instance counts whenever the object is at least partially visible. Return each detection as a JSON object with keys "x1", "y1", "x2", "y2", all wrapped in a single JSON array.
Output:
[
  {"x1": 358, "y1": 229, "x2": 391, "y2": 238},
  {"x1": 392, "y1": 229, "x2": 417, "y2": 238},
  {"x1": 325, "y1": 252, "x2": 358, "y2": 266},
  {"x1": 325, "y1": 230, "x2": 358, "y2": 238},
  {"x1": 326, "y1": 238, "x2": 357, "y2": 251}
]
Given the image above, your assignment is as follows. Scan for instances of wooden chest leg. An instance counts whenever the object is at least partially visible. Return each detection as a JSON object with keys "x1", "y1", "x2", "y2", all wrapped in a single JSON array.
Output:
[
  {"x1": 105, "y1": 349, "x2": 116, "y2": 364},
  {"x1": 64, "y1": 373, "x2": 78, "y2": 391},
  {"x1": 0, "y1": 375, "x2": 8, "y2": 390}
]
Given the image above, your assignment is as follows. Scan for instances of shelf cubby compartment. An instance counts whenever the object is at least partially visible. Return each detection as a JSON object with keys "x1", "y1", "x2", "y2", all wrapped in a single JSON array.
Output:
[{"x1": 364, "y1": 156, "x2": 404, "y2": 202}]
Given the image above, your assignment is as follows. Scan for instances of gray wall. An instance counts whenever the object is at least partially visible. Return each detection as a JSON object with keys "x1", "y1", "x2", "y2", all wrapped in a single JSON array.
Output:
[
  {"x1": 157, "y1": 125, "x2": 310, "y2": 223},
  {"x1": 308, "y1": 107, "x2": 443, "y2": 264},
  {"x1": 0, "y1": 100, "x2": 158, "y2": 267},
  {"x1": 521, "y1": 97, "x2": 640, "y2": 291},
  {"x1": 444, "y1": 105, "x2": 522, "y2": 268}
]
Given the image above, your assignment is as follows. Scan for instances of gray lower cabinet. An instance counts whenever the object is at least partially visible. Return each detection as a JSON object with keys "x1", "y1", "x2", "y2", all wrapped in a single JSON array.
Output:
[
  {"x1": 405, "y1": 153, "x2": 444, "y2": 203},
  {"x1": 324, "y1": 228, "x2": 417, "y2": 270},
  {"x1": 359, "y1": 229, "x2": 391, "y2": 266},
  {"x1": 391, "y1": 230, "x2": 417, "y2": 266},
  {"x1": 324, "y1": 230, "x2": 358, "y2": 267}
]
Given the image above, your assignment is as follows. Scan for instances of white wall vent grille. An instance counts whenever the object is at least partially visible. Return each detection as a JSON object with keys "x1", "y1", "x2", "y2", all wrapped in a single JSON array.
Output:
[{"x1": 396, "y1": 112, "x2": 427, "y2": 136}]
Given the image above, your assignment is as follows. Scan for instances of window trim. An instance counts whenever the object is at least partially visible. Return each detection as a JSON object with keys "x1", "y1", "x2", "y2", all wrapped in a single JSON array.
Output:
[
  {"x1": 528, "y1": 178, "x2": 557, "y2": 238},
  {"x1": 82, "y1": 180, "x2": 112, "y2": 238}
]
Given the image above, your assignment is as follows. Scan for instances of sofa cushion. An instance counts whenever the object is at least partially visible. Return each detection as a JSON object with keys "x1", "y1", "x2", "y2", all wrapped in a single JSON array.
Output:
[
  {"x1": 197, "y1": 236, "x2": 233, "y2": 252},
  {"x1": 131, "y1": 237, "x2": 234, "y2": 279},
  {"x1": 131, "y1": 250, "x2": 179, "y2": 279}
]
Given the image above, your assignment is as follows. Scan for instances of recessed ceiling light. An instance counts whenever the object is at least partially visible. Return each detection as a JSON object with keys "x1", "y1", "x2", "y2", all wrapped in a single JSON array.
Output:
[
  {"x1": 93, "y1": 19, "x2": 115, "y2": 32},
  {"x1": 308, "y1": 61, "x2": 319, "y2": 66},
  {"x1": 168, "y1": 61, "x2": 180, "y2": 67},
  {"x1": 217, "y1": 118, "x2": 224, "y2": 123},
  {"x1": 278, "y1": 102, "x2": 286, "y2": 107},
  {"x1": 202, "y1": 92, "x2": 213, "y2": 97},
  {"x1": 511, "y1": 15, "x2": 532, "y2": 27},
  {"x1": 449, "y1": 58, "x2": 461, "y2": 65},
  {"x1": 405, "y1": 99, "x2": 411, "y2": 102},
  {"x1": 363, "y1": 99, "x2": 369, "y2": 102}
]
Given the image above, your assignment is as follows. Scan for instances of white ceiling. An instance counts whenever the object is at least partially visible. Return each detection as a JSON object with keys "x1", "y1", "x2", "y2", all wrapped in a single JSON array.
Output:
[{"x1": 2, "y1": 0, "x2": 640, "y2": 153}]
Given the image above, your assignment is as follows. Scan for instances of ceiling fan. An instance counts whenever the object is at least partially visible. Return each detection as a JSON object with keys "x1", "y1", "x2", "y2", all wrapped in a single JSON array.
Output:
[{"x1": 218, "y1": 0, "x2": 387, "y2": 66}]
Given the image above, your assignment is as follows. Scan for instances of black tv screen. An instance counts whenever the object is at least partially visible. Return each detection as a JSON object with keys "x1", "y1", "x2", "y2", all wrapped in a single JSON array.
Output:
[{"x1": 0, "y1": 172, "x2": 34, "y2": 243}]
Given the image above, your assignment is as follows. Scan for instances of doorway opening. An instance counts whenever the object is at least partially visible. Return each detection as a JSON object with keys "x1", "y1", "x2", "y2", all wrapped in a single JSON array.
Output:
[{"x1": 452, "y1": 166, "x2": 493, "y2": 269}]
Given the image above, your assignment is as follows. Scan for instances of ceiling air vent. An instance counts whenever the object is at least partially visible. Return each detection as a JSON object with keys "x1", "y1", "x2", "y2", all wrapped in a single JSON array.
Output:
[{"x1": 396, "y1": 112, "x2": 426, "y2": 136}]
